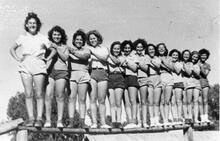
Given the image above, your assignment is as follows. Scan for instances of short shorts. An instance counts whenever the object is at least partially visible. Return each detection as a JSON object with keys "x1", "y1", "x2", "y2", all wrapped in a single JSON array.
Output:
[
  {"x1": 147, "y1": 74, "x2": 162, "y2": 88},
  {"x1": 173, "y1": 82, "x2": 184, "y2": 89},
  {"x1": 125, "y1": 75, "x2": 139, "y2": 88},
  {"x1": 90, "y1": 69, "x2": 108, "y2": 82},
  {"x1": 200, "y1": 78, "x2": 209, "y2": 89},
  {"x1": 160, "y1": 72, "x2": 174, "y2": 88},
  {"x1": 49, "y1": 70, "x2": 69, "y2": 80},
  {"x1": 138, "y1": 77, "x2": 148, "y2": 87},
  {"x1": 19, "y1": 56, "x2": 47, "y2": 75},
  {"x1": 70, "y1": 70, "x2": 91, "y2": 84},
  {"x1": 184, "y1": 77, "x2": 201, "y2": 90},
  {"x1": 108, "y1": 73, "x2": 125, "y2": 89}
]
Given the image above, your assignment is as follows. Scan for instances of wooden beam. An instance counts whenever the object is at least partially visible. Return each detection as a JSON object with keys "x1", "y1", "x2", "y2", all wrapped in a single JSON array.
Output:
[
  {"x1": 18, "y1": 125, "x2": 190, "y2": 135},
  {"x1": 0, "y1": 118, "x2": 24, "y2": 135}
]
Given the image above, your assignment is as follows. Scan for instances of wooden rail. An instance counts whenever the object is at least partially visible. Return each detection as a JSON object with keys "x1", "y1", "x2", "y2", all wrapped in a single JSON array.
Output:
[{"x1": 0, "y1": 118, "x2": 23, "y2": 135}]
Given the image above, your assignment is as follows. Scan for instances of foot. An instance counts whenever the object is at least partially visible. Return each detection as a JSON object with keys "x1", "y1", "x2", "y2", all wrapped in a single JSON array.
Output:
[
  {"x1": 90, "y1": 123, "x2": 98, "y2": 129},
  {"x1": 143, "y1": 123, "x2": 149, "y2": 128},
  {"x1": 100, "y1": 124, "x2": 111, "y2": 129},
  {"x1": 137, "y1": 123, "x2": 142, "y2": 128},
  {"x1": 24, "y1": 119, "x2": 35, "y2": 127},
  {"x1": 57, "y1": 121, "x2": 64, "y2": 128},
  {"x1": 117, "y1": 122, "x2": 123, "y2": 128},
  {"x1": 67, "y1": 119, "x2": 74, "y2": 128},
  {"x1": 44, "y1": 121, "x2": 51, "y2": 128},
  {"x1": 123, "y1": 123, "x2": 137, "y2": 129},
  {"x1": 35, "y1": 120, "x2": 43, "y2": 128}
]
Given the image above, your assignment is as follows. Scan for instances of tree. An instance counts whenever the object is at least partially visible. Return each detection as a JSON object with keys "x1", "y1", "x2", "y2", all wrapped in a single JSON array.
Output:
[{"x1": 7, "y1": 91, "x2": 84, "y2": 141}]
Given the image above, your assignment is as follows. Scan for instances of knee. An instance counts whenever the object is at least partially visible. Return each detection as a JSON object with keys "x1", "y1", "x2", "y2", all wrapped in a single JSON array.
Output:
[
  {"x1": 45, "y1": 93, "x2": 53, "y2": 101},
  {"x1": 78, "y1": 98, "x2": 86, "y2": 105},
  {"x1": 115, "y1": 101, "x2": 121, "y2": 108},
  {"x1": 98, "y1": 97, "x2": 105, "y2": 105},
  {"x1": 148, "y1": 101, "x2": 153, "y2": 106},
  {"x1": 25, "y1": 91, "x2": 33, "y2": 99},
  {"x1": 110, "y1": 101, "x2": 116, "y2": 107},
  {"x1": 69, "y1": 95, "x2": 77, "y2": 102},
  {"x1": 130, "y1": 99, "x2": 137, "y2": 105},
  {"x1": 56, "y1": 93, "x2": 64, "y2": 102},
  {"x1": 35, "y1": 91, "x2": 43, "y2": 99}
]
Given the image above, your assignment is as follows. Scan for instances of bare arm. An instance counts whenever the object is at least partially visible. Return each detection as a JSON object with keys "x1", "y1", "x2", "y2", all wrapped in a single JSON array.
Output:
[
  {"x1": 89, "y1": 46, "x2": 109, "y2": 61},
  {"x1": 45, "y1": 47, "x2": 56, "y2": 61},
  {"x1": 200, "y1": 65, "x2": 210, "y2": 77},
  {"x1": 69, "y1": 47, "x2": 91, "y2": 60},
  {"x1": 56, "y1": 46, "x2": 69, "y2": 61},
  {"x1": 109, "y1": 54, "x2": 121, "y2": 65},
  {"x1": 10, "y1": 43, "x2": 22, "y2": 62}
]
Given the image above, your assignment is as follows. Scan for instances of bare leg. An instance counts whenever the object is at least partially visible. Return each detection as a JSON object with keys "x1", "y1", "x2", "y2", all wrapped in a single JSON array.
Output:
[
  {"x1": 183, "y1": 90, "x2": 188, "y2": 119},
  {"x1": 109, "y1": 89, "x2": 116, "y2": 122},
  {"x1": 148, "y1": 86, "x2": 154, "y2": 124},
  {"x1": 97, "y1": 81, "x2": 108, "y2": 125},
  {"x1": 55, "y1": 79, "x2": 66, "y2": 121},
  {"x1": 186, "y1": 88, "x2": 193, "y2": 119},
  {"x1": 45, "y1": 78, "x2": 55, "y2": 122},
  {"x1": 90, "y1": 79, "x2": 98, "y2": 124},
  {"x1": 124, "y1": 89, "x2": 132, "y2": 123},
  {"x1": 20, "y1": 73, "x2": 34, "y2": 120},
  {"x1": 175, "y1": 88, "x2": 183, "y2": 120},
  {"x1": 160, "y1": 88, "x2": 165, "y2": 123},
  {"x1": 154, "y1": 87, "x2": 162, "y2": 124},
  {"x1": 115, "y1": 88, "x2": 123, "y2": 123},
  {"x1": 128, "y1": 86, "x2": 138, "y2": 123},
  {"x1": 78, "y1": 83, "x2": 88, "y2": 120},
  {"x1": 165, "y1": 86, "x2": 173, "y2": 123},
  {"x1": 193, "y1": 88, "x2": 200, "y2": 122},
  {"x1": 69, "y1": 82, "x2": 78, "y2": 119},
  {"x1": 139, "y1": 86, "x2": 148, "y2": 124},
  {"x1": 33, "y1": 74, "x2": 46, "y2": 120}
]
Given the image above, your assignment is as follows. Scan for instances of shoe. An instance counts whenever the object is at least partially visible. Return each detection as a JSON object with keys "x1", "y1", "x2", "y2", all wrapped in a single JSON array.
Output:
[
  {"x1": 117, "y1": 122, "x2": 123, "y2": 128},
  {"x1": 82, "y1": 123, "x2": 90, "y2": 129},
  {"x1": 57, "y1": 121, "x2": 64, "y2": 128},
  {"x1": 90, "y1": 123, "x2": 98, "y2": 128},
  {"x1": 111, "y1": 122, "x2": 117, "y2": 128},
  {"x1": 137, "y1": 123, "x2": 142, "y2": 128},
  {"x1": 143, "y1": 123, "x2": 149, "y2": 128},
  {"x1": 67, "y1": 118, "x2": 74, "y2": 128},
  {"x1": 123, "y1": 123, "x2": 137, "y2": 129},
  {"x1": 35, "y1": 120, "x2": 43, "y2": 128},
  {"x1": 100, "y1": 124, "x2": 111, "y2": 129},
  {"x1": 44, "y1": 121, "x2": 51, "y2": 127},
  {"x1": 24, "y1": 119, "x2": 35, "y2": 127}
]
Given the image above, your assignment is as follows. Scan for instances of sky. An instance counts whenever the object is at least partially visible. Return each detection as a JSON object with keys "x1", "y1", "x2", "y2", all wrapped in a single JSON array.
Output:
[{"x1": 0, "y1": 0, "x2": 219, "y2": 139}]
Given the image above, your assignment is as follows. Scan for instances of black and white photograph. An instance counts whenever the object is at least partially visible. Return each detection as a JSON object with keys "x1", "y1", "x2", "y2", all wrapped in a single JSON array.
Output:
[{"x1": 0, "y1": 0, "x2": 219, "y2": 140}]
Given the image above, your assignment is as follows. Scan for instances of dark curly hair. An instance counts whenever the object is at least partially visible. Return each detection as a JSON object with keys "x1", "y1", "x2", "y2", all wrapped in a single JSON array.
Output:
[
  {"x1": 199, "y1": 48, "x2": 210, "y2": 59},
  {"x1": 87, "y1": 30, "x2": 103, "y2": 46},
  {"x1": 121, "y1": 40, "x2": 134, "y2": 52},
  {"x1": 169, "y1": 49, "x2": 181, "y2": 61},
  {"x1": 181, "y1": 49, "x2": 191, "y2": 62},
  {"x1": 48, "y1": 25, "x2": 67, "y2": 45},
  {"x1": 191, "y1": 51, "x2": 200, "y2": 60},
  {"x1": 145, "y1": 43, "x2": 158, "y2": 56},
  {"x1": 110, "y1": 41, "x2": 122, "y2": 56},
  {"x1": 24, "y1": 12, "x2": 42, "y2": 33},
  {"x1": 72, "y1": 29, "x2": 87, "y2": 47},
  {"x1": 156, "y1": 43, "x2": 168, "y2": 56},
  {"x1": 133, "y1": 38, "x2": 147, "y2": 50}
]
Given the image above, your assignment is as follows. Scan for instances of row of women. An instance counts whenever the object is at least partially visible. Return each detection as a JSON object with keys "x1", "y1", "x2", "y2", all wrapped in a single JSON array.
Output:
[{"x1": 10, "y1": 12, "x2": 211, "y2": 129}]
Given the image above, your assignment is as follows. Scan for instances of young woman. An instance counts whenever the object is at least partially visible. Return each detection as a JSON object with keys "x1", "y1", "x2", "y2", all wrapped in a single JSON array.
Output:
[
  {"x1": 198, "y1": 49, "x2": 211, "y2": 123},
  {"x1": 181, "y1": 50, "x2": 193, "y2": 123},
  {"x1": 107, "y1": 41, "x2": 125, "y2": 128},
  {"x1": 146, "y1": 44, "x2": 162, "y2": 127},
  {"x1": 133, "y1": 39, "x2": 150, "y2": 128},
  {"x1": 169, "y1": 49, "x2": 184, "y2": 125},
  {"x1": 191, "y1": 51, "x2": 202, "y2": 123},
  {"x1": 157, "y1": 43, "x2": 174, "y2": 126},
  {"x1": 67, "y1": 30, "x2": 91, "y2": 128},
  {"x1": 10, "y1": 12, "x2": 56, "y2": 127},
  {"x1": 87, "y1": 30, "x2": 111, "y2": 128},
  {"x1": 120, "y1": 40, "x2": 139, "y2": 129},
  {"x1": 44, "y1": 26, "x2": 69, "y2": 128}
]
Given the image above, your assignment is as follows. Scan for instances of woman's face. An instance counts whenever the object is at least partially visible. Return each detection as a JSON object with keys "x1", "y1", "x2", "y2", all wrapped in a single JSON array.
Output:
[
  {"x1": 200, "y1": 53, "x2": 208, "y2": 62},
  {"x1": 89, "y1": 34, "x2": 98, "y2": 47},
  {"x1": 183, "y1": 51, "x2": 190, "y2": 62},
  {"x1": 112, "y1": 44, "x2": 121, "y2": 57},
  {"x1": 148, "y1": 46, "x2": 155, "y2": 57},
  {"x1": 171, "y1": 52, "x2": 179, "y2": 62},
  {"x1": 136, "y1": 43, "x2": 144, "y2": 55},
  {"x1": 123, "y1": 44, "x2": 132, "y2": 56},
  {"x1": 26, "y1": 18, "x2": 37, "y2": 35},
  {"x1": 158, "y1": 45, "x2": 166, "y2": 56},
  {"x1": 52, "y1": 31, "x2": 62, "y2": 44},
  {"x1": 74, "y1": 35, "x2": 83, "y2": 48},
  {"x1": 192, "y1": 53, "x2": 199, "y2": 63}
]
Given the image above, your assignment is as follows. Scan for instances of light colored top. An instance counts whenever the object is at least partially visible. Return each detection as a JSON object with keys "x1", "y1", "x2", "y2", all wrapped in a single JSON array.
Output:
[
  {"x1": 120, "y1": 54, "x2": 138, "y2": 76},
  {"x1": 148, "y1": 56, "x2": 161, "y2": 75},
  {"x1": 199, "y1": 61, "x2": 211, "y2": 79},
  {"x1": 107, "y1": 57, "x2": 124, "y2": 73},
  {"x1": 69, "y1": 46, "x2": 90, "y2": 71},
  {"x1": 88, "y1": 45, "x2": 108, "y2": 69},
  {"x1": 160, "y1": 56, "x2": 173, "y2": 73},
  {"x1": 136, "y1": 54, "x2": 150, "y2": 78},
  {"x1": 52, "y1": 45, "x2": 69, "y2": 71},
  {"x1": 173, "y1": 61, "x2": 183, "y2": 83},
  {"x1": 15, "y1": 32, "x2": 50, "y2": 59}
]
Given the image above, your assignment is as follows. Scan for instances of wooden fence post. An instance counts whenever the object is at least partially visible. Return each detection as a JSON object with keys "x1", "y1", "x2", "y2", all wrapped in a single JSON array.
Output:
[{"x1": 16, "y1": 130, "x2": 28, "y2": 141}]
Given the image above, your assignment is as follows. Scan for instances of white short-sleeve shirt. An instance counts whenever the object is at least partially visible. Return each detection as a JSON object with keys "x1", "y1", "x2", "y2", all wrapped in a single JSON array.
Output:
[{"x1": 15, "y1": 32, "x2": 50, "y2": 58}]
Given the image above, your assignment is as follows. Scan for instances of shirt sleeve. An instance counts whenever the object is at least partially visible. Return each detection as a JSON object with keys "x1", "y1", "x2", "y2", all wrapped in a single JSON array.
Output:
[
  {"x1": 42, "y1": 35, "x2": 51, "y2": 48},
  {"x1": 15, "y1": 35, "x2": 23, "y2": 46}
]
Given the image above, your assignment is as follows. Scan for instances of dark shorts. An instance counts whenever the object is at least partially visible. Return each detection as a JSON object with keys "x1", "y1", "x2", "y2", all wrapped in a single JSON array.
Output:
[
  {"x1": 90, "y1": 69, "x2": 109, "y2": 82},
  {"x1": 108, "y1": 73, "x2": 125, "y2": 89},
  {"x1": 49, "y1": 70, "x2": 69, "y2": 80},
  {"x1": 173, "y1": 82, "x2": 184, "y2": 89},
  {"x1": 125, "y1": 75, "x2": 139, "y2": 88},
  {"x1": 200, "y1": 78, "x2": 209, "y2": 89}
]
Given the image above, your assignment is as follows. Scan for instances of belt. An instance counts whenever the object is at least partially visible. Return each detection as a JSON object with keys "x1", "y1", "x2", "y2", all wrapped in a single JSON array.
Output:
[
  {"x1": 149, "y1": 73, "x2": 158, "y2": 76},
  {"x1": 92, "y1": 68, "x2": 105, "y2": 70},
  {"x1": 109, "y1": 71, "x2": 122, "y2": 75}
]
